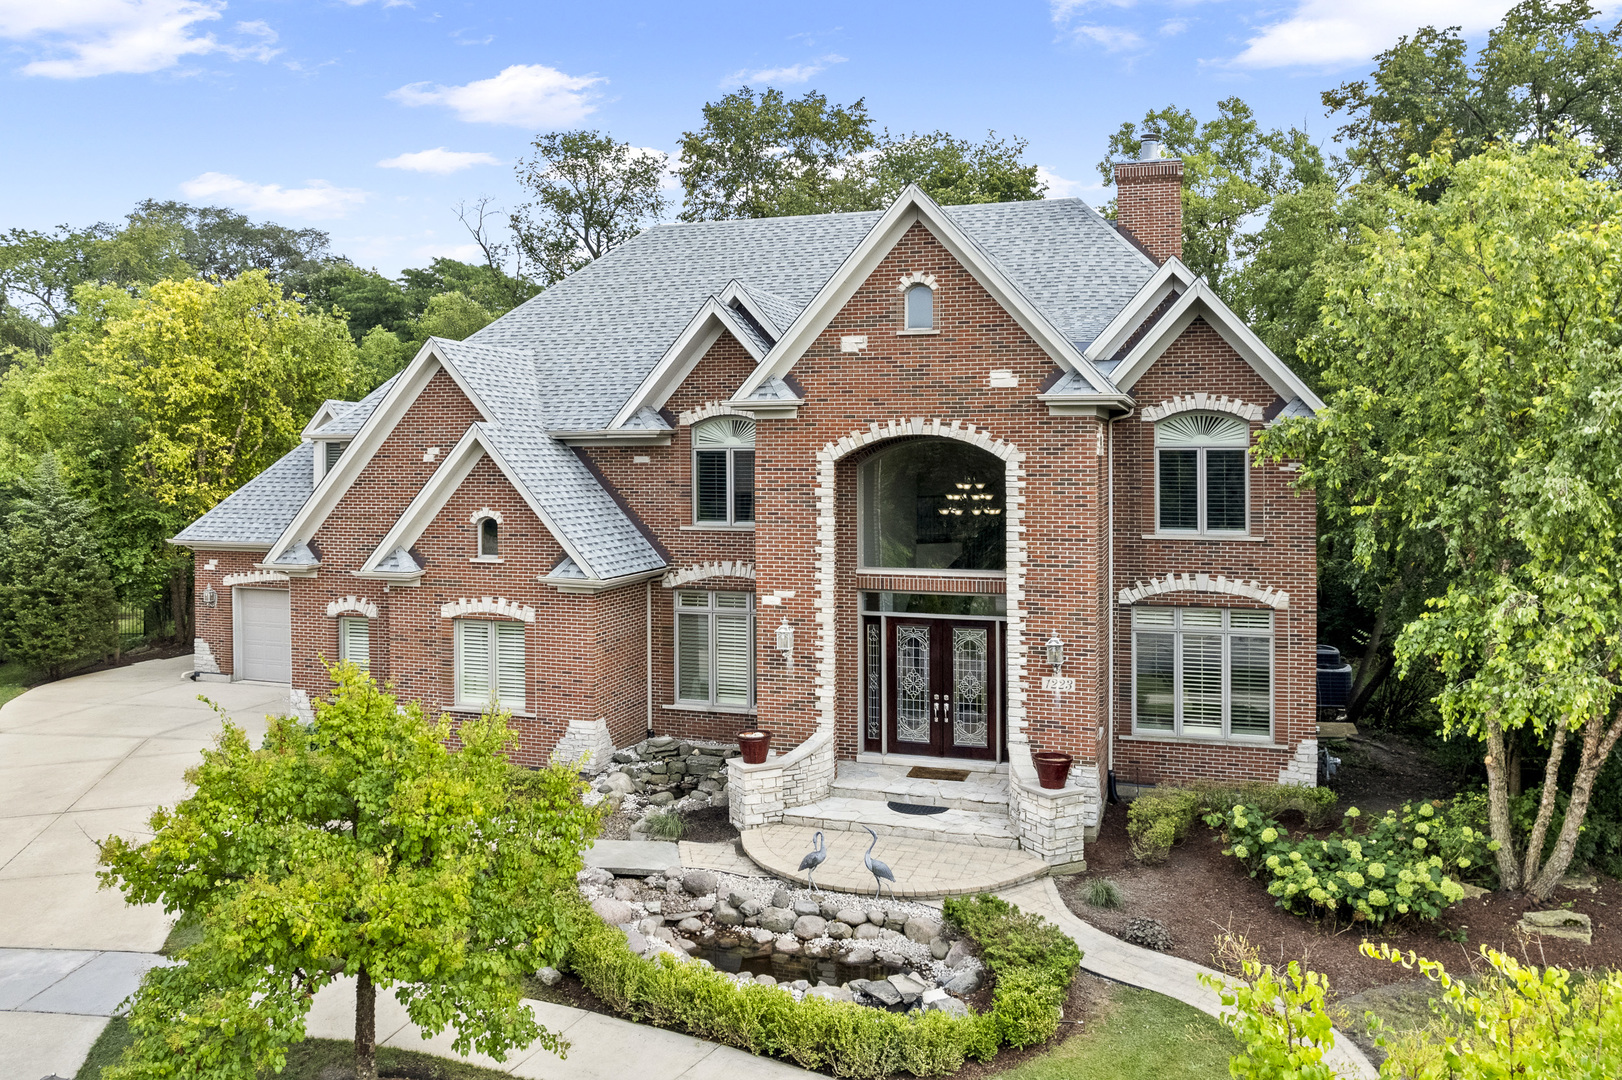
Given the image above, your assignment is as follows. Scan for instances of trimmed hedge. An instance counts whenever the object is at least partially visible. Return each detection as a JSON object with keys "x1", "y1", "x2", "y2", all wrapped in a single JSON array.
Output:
[
  {"x1": 1126, "y1": 781, "x2": 1339, "y2": 863},
  {"x1": 563, "y1": 892, "x2": 1081, "y2": 1078}
]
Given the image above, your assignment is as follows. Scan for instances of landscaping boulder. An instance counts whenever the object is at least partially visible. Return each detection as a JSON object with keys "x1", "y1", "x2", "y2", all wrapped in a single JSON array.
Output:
[
  {"x1": 794, "y1": 915, "x2": 827, "y2": 940},
  {"x1": 1123, "y1": 917, "x2": 1173, "y2": 951},
  {"x1": 884, "y1": 912, "x2": 907, "y2": 932},
  {"x1": 681, "y1": 870, "x2": 717, "y2": 896},
  {"x1": 740, "y1": 898, "x2": 763, "y2": 917},
  {"x1": 845, "y1": 946, "x2": 876, "y2": 965},
  {"x1": 887, "y1": 972, "x2": 930, "y2": 1004},
  {"x1": 793, "y1": 897, "x2": 822, "y2": 917},
  {"x1": 944, "y1": 964, "x2": 982, "y2": 995},
  {"x1": 774, "y1": 888, "x2": 793, "y2": 908},
  {"x1": 825, "y1": 921, "x2": 852, "y2": 940},
  {"x1": 760, "y1": 907, "x2": 797, "y2": 934},
  {"x1": 1519, "y1": 908, "x2": 1592, "y2": 944},
  {"x1": 727, "y1": 890, "x2": 751, "y2": 909},
  {"x1": 944, "y1": 939, "x2": 974, "y2": 969},
  {"x1": 775, "y1": 934, "x2": 802, "y2": 956},
  {"x1": 678, "y1": 917, "x2": 704, "y2": 934},
  {"x1": 612, "y1": 882, "x2": 637, "y2": 901},
  {"x1": 861, "y1": 979, "x2": 903, "y2": 1007},
  {"x1": 713, "y1": 901, "x2": 744, "y2": 926},
  {"x1": 755, "y1": 973, "x2": 777, "y2": 986},
  {"x1": 807, "y1": 984, "x2": 856, "y2": 1003},
  {"x1": 577, "y1": 867, "x2": 615, "y2": 887},
  {"x1": 865, "y1": 907, "x2": 886, "y2": 926},
  {"x1": 591, "y1": 897, "x2": 637, "y2": 926},
  {"x1": 929, "y1": 936, "x2": 950, "y2": 960},
  {"x1": 648, "y1": 792, "x2": 676, "y2": 806},
  {"x1": 837, "y1": 907, "x2": 867, "y2": 926},
  {"x1": 537, "y1": 966, "x2": 562, "y2": 987},
  {"x1": 750, "y1": 927, "x2": 775, "y2": 945},
  {"x1": 601, "y1": 772, "x2": 636, "y2": 795},
  {"x1": 926, "y1": 994, "x2": 969, "y2": 1017},
  {"x1": 876, "y1": 951, "x2": 906, "y2": 969},
  {"x1": 904, "y1": 916, "x2": 943, "y2": 944}
]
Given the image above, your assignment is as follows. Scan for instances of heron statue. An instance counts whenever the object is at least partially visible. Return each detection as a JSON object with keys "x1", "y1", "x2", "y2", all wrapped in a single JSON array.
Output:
[
  {"x1": 798, "y1": 830, "x2": 828, "y2": 891},
  {"x1": 861, "y1": 826, "x2": 897, "y2": 899}
]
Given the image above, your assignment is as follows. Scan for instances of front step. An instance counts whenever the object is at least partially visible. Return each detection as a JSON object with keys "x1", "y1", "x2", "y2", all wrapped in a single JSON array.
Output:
[
  {"x1": 829, "y1": 760, "x2": 1011, "y2": 812},
  {"x1": 780, "y1": 796, "x2": 1020, "y2": 849}
]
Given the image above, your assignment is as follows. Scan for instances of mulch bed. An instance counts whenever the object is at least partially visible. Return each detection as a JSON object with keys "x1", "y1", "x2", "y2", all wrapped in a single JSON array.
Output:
[{"x1": 1060, "y1": 806, "x2": 1622, "y2": 995}]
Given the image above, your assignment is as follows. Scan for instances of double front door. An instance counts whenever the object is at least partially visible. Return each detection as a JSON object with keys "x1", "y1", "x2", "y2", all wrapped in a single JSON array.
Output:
[{"x1": 863, "y1": 617, "x2": 1001, "y2": 760}]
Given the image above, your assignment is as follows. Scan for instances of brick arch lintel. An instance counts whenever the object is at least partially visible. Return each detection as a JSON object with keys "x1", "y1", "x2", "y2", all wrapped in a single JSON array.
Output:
[
  {"x1": 1141, "y1": 393, "x2": 1265, "y2": 424},
  {"x1": 222, "y1": 570, "x2": 288, "y2": 587},
  {"x1": 662, "y1": 561, "x2": 756, "y2": 588},
  {"x1": 897, "y1": 271, "x2": 938, "y2": 293},
  {"x1": 1119, "y1": 572, "x2": 1290, "y2": 610},
  {"x1": 439, "y1": 596, "x2": 537, "y2": 623},
  {"x1": 469, "y1": 506, "x2": 504, "y2": 525},
  {"x1": 679, "y1": 401, "x2": 749, "y2": 426},
  {"x1": 326, "y1": 595, "x2": 378, "y2": 619},
  {"x1": 814, "y1": 418, "x2": 1031, "y2": 750}
]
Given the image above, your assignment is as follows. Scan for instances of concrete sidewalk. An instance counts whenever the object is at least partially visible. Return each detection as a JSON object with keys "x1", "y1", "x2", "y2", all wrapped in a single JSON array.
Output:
[{"x1": 0, "y1": 656, "x2": 287, "y2": 1078}]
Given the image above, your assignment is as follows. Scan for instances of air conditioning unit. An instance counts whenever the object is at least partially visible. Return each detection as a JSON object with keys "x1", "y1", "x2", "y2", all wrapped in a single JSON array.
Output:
[{"x1": 1317, "y1": 645, "x2": 1354, "y2": 711}]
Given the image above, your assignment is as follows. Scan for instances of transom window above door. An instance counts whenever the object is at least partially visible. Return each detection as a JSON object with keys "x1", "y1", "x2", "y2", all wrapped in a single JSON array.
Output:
[
  {"x1": 860, "y1": 440, "x2": 1006, "y2": 572},
  {"x1": 1155, "y1": 413, "x2": 1250, "y2": 535},
  {"x1": 693, "y1": 417, "x2": 755, "y2": 526}
]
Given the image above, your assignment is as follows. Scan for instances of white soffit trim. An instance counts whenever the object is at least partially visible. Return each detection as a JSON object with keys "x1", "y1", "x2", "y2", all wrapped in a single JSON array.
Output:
[
  {"x1": 733, "y1": 185, "x2": 1117, "y2": 401},
  {"x1": 717, "y1": 279, "x2": 785, "y2": 339},
  {"x1": 300, "y1": 399, "x2": 346, "y2": 438},
  {"x1": 1111, "y1": 281, "x2": 1327, "y2": 413},
  {"x1": 263, "y1": 341, "x2": 498, "y2": 566},
  {"x1": 1084, "y1": 258, "x2": 1197, "y2": 363},
  {"x1": 357, "y1": 424, "x2": 600, "y2": 581},
  {"x1": 607, "y1": 298, "x2": 763, "y2": 429}
]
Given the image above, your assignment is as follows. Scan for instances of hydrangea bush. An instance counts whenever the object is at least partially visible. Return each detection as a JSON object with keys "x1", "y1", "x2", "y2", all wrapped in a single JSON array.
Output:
[{"x1": 1211, "y1": 800, "x2": 1499, "y2": 925}]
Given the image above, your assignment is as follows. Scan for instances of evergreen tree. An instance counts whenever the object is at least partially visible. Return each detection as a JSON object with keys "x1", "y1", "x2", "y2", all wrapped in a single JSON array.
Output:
[{"x1": 0, "y1": 456, "x2": 118, "y2": 678}]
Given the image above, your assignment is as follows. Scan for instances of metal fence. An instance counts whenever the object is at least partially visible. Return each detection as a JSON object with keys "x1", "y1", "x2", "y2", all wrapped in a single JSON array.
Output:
[{"x1": 116, "y1": 602, "x2": 175, "y2": 651}]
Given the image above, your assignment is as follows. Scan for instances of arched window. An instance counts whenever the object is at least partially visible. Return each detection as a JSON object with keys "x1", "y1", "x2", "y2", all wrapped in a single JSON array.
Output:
[
  {"x1": 693, "y1": 417, "x2": 755, "y2": 525},
  {"x1": 479, "y1": 517, "x2": 500, "y2": 557},
  {"x1": 1154, "y1": 413, "x2": 1250, "y2": 534},
  {"x1": 905, "y1": 283, "x2": 934, "y2": 330},
  {"x1": 859, "y1": 440, "x2": 1005, "y2": 571}
]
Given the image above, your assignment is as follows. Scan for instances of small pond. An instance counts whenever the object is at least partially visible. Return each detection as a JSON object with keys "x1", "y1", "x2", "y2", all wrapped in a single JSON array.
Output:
[{"x1": 691, "y1": 942, "x2": 902, "y2": 984}]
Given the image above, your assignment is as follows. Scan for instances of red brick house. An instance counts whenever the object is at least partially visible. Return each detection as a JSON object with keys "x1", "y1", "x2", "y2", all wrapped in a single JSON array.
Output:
[{"x1": 176, "y1": 143, "x2": 1322, "y2": 869}]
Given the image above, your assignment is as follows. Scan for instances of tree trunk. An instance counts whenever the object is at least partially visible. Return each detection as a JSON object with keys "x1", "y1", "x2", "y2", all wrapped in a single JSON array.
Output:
[
  {"x1": 1505, "y1": 735, "x2": 1523, "y2": 799},
  {"x1": 1346, "y1": 601, "x2": 1395, "y2": 723},
  {"x1": 1483, "y1": 717, "x2": 1522, "y2": 890},
  {"x1": 355, "y1": 965, "x2": 377, "y2": 1080},
  {"x1": 1520, "y1": 723, "x2": 1568, "y2": 886},
  {"x1": 1528, "y1": 708, "x2": 1622, "y2": 899}
]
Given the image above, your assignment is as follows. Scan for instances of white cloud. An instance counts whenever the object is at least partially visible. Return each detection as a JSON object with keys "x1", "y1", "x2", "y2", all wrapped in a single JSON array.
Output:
[
  {"x1": 1037, "y1": 166, "x2": 1104, "y2": 200},
  {"x1": 1232, "y1": 1, "x2": 1520, "y2": 69},
  {"x1": 723, "y1": 53, "x2": 846, "y2": 86},
  {"x1": 0, "y1": 0, "x2": 280, "y2": 78},
  {"x1": 1047, "y1": 1, "x2": 1146, "y2": 53},
  {"x1": 378, "y1": 147, "x2": 501, "y2": 174},
  {"x1": 179, "y1": 172, "x2": 368, "y2": 219},
  {"x1": 1068, "y1": 24, "x2": 1143, "y2": 51},
  {"x1": 389, "y1": 64, "x2": 603, "y2": 127},
  {"x1": 1160, "y1": 19, "x2": 1189, "y2": 36}
]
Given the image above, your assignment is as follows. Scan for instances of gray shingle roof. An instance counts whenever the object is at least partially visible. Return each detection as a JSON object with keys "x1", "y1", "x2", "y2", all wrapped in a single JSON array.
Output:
[
  {"x1": 309, "y1": 376, "x2": 398, "y2": 437},
  {"x1": 172, "y1": 442, "x2": 313, "y2": 547}
]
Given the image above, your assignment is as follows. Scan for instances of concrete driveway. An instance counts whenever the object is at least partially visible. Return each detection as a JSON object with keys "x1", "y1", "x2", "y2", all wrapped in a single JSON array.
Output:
[{"x1": 0, "y1": 656, "x2": 287, "y2": 1078}]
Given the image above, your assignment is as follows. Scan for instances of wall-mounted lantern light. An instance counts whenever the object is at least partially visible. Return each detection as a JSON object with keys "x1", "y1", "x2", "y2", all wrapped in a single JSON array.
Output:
[
  {"x1": 201, "y1": 586, "x2": 218, "y2": 608},
  {"x1": 776, "y1": 619, "x2": 795, "y2": 669},
  {"x1": 1046, "y1": 632, "x2": 1065, "y2": 670}
]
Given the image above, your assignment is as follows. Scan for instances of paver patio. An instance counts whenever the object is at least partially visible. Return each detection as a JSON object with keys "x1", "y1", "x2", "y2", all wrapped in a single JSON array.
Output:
[{"x1": 742, "y1": 823, "x2": 1049, "y2": 897}]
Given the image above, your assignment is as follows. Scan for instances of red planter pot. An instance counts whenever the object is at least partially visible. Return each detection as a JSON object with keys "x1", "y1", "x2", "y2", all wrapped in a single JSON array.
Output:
[
  {"x1": 1033, "y1": 751, "x2": 1073, "y2": 790},
  {"x1": 738, "y1": 730, "x2": 772, "y2": 765}
]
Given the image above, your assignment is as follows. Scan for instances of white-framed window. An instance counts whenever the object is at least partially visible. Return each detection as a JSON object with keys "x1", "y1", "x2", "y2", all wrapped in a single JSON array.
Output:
[
  {"x1": 454, "y1": 619, "x2": 526, "y2": 711},
  {"x1": 1132, "y1": 607, "x2": 1272, "y2": 739},
  {"x1": 338, "y1": 616, "x2": 370, "y2": 671},
  {"x1": 479, "y1": 517, "x2": 499, "y2": 557},
  {"x1": 675, "y1": 590, "x2": 754, "y2": 708},
  {"x1": 693, "y1": 417, "x2": 755, "y2": 525},
  {"x1": 905, "y1": 283, "x2": 934, "y2": 330},
  {"x1": 1155, "y1": 413, "x2": 1250, "y2": 534}
]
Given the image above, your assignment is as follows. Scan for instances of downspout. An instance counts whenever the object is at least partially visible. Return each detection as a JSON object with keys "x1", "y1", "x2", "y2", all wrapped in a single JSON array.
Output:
[
  {"x1": 646, "y1": 581, "x2": 654, "y2": 738},
  {"x1": 1107, "y1": 407, "x2": 1135, "y2": 803}
]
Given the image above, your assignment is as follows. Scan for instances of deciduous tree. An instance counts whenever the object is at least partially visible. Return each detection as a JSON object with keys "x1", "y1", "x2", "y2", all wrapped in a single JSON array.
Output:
[
  {"x1": 512, "y1": 130, "x2": 669, "y2": 283},
  {"x1": 99, "y1": 667, "x2": 603, "y2": 1080}
]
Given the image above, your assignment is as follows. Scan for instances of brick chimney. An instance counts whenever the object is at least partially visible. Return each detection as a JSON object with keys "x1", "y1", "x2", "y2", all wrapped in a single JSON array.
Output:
[{"x1": 1114, "y1": 131, "x2": 1184, "y2": 265}]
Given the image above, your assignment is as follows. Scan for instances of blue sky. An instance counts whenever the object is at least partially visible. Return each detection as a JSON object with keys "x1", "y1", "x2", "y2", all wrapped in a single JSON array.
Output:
[{"x1": 0, "y1": 1, "x2": 1546, "y2": 275}]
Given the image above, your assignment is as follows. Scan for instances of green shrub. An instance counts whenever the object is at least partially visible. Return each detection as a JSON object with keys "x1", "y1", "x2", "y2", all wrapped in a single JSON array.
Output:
[
  {"x1": 568, "y1": 891, "x2": 1082, "y2": 1078},
  {"x1": 1080, "y1": 877, "x2": 1126, "y2": 909},
  {"x1": 1127, "y1": 781, "x2": 1338, "y2": 864},
  {"x1": 641, "y1": 810, "x2": 686, "y2": 840},
  {"x1": 1214, "y1": 800, "x2": 1497, "y2": 925}
]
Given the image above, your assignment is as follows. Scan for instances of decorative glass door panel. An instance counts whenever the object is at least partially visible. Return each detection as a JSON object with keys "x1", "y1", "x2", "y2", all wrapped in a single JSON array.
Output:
[{"x1": 882, "y1": 618, "x2": 999, "y2": 759}]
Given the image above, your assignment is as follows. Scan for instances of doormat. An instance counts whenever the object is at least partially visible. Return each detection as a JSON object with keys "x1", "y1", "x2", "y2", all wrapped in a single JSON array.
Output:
[
  {"x1": 888, "y1": 801, "x2": 949, "y2": 816},
  {"x1": 906, "y1": 767, "x2": 972, "y2": 782}
]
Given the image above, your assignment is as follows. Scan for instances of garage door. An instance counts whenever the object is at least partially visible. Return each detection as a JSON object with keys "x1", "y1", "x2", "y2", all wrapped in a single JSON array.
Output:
[{"x1": 236, "y1": 588, "x2": 291, "y2": 683}]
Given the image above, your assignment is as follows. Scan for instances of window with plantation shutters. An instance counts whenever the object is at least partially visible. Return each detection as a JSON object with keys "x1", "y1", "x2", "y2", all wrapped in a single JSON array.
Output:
[
  {"x1": 1132, "y1": 607, "x2": 1272, "y2": 739},
  {"x1": 674, "y1": 591, "x2": 754, "y2": 708},
  {"x1": 455, "y1": 619, "x2": 526, "y2": 711},
  {"x1": 692, "y1": 418, "x2": 755, "y2": 525},
  {"x1": 1154, "y1": 413, "x2": 1250, "y2": 534},
  {"x1": 338, "y1": 617, "x2": 370, "y2": 671}
]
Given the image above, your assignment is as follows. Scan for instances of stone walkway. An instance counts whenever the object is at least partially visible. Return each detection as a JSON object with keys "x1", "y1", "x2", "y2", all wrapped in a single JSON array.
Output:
[
  {"x1": 679, "y1": 840, "x2": 764, "y2": 877},
  {"x1": 742, "y1": 824, "x2": 1049, "y2": 898},
  {"x1": 1000, "y1": 878, "x2": 1378, "y2": 1080},
  {"x1": 304, "y1": 976, "x2": 820, "y2": 1080}
]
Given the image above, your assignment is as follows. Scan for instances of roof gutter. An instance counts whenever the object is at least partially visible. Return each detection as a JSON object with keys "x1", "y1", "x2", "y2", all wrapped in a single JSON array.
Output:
[
  {"x1": 548, "y1": 428, "x2": 673, "y2": 447},
  {"x1": 1036, "y1": 392, "x2": 1135, "y2": 418}
]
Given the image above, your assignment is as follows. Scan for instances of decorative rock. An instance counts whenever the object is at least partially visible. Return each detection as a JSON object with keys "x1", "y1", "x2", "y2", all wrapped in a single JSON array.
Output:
[
  {"x1": 740, "y1": 899, "x2": 764, "y2": 917},
  {"x1": 825, "y1": 921, "x2": 852, "y2": 940},
  {"x1": 775, "y1": 934, "x2": 802, "y2": 956},
  {"x1": 791, "y1": 979, "x2": 811, "y2": 992},
  {"x1": 537, "y1": 966, "x2": 563, "y2": 987},
  {"x1": 646, "y1": 899, "x2": 663, "y2": 914},
  {"x1": 591, "y1": 897, "x2": 637, "y2": 926},
  {"x1": 773, "y1": 888, "x2": 793, "y2": 909},
  {"x1": 648, "y1": 791, "x2": 676, "y2": 806},
  {"x1": 577, "y1": 867, "x2": 615, "y2": 887},
  {"x1": 583, "y1": 840, "x2": 681, "y2": 877},
  {"x1": 646, "y1": 762, "x2": 668, "y2": 774},
  {"x1": 693, "y1": 896, "x2": 716, "y2": 912},
  {"x1": 807, "y1": 984, "x2": 856, "y2": 1003},
  {"x1": 1461, "y1": 883, "x2": 1491, "y2": 901},
  {"x1": 820, "y1": 899, "x2": 844, "y2": 920},
  {"x1": 622, "y1": 928, "x2": 649, "y2": 955},
  {"x1": 944, "y1": 940, "x2": 975, "y2": 969},
  {"x1": 845, "y1": 945, "x2": 876, "y2": 965},
  {"x1": 865, "y1": 908, "x2": 886, "y2": 927},
  {"x1": 727, "y1": 890, "x2": 751, "y2": 909},
  {"x1": 884, "y1": 912, "x2": 907, "y2": 932},
  {"x1": 1123, "y1": 917, "x2": 1173, "y2": 951},
  {"x1": 853, "y1": 923, "x2": 884, "y2": 941},
  {"x1": 755, "y1": 974, "x2": 777, "y2": 986},
  {"x1": 929, "y1": 936, "x2": 950, "y2": 960},
  {"x1": 886, "y1": 972, "x2": 929, "y2": 1004},
  {"x1": 1560, "y1": 874, "x2": 1599, "y2": 893},
  {"x1": 927, "y1": 996, "x2": 970, "y2": 1017},
  {"x1": 944, "y1": 965, "x2": 982, "y2": 995},
  {"x1": 794, "y1": 914, "x2": 827, "y2": 940},
  {"x1": 678, "y1": 938, "x2": 700, "y2": 954},
  {"x1": 602, "y1": 772, "x2": 636, "y2": 794},
  {"x1": 836, "y1": 907, "x2": 867, "y2": 926},
  {"x1": 612, "y1": 750, "x2": 637, "y2": 763},
  {"x1": 760, "y1": 907, "x2": 797, "y2": 934},
  {"x1": 714, "y1": 902, "x2": 744, "y2": 926},
  {"x1": 678, "y1": 917, "x2": 704, "y2": 934},
  {"x1": 751, "y1": 928, "x2": 775, "y2": 945},
  {"x1": 793, "y1": 897, "x2": 823, "y2": 917},
  {"x1": 863, "y1": 979, "x2": 903, "y2": 1007},
  {"x1": 1519, "y1": 909, "x2": 1592, "y2": 943},
  {"x1": 681, "y1": 870, "x2": 717, "y2": 896},
  {"x1": 612, "y1": 883, "x2": 637, "y2": 901},
  {"x1": 904, "y1": 917, "x2": 943, "y2": 944},
  {"x1": 876, "y1": 951, "x2": 906, "y2": 969}
]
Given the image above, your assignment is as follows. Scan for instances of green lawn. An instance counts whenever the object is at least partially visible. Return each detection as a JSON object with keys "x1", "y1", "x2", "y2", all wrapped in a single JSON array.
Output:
[
  {"x1": 0, "y1": 660, "x2": 34, "y2": 709},
  {"x1": 995, "y1": 984, "x2": 1237, "y2": 1080}
]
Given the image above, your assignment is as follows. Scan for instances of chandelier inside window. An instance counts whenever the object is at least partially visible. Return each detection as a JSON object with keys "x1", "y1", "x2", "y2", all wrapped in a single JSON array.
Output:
[{"x1": 939, "y1": 481, "x2": 1002, "y2": 517}]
